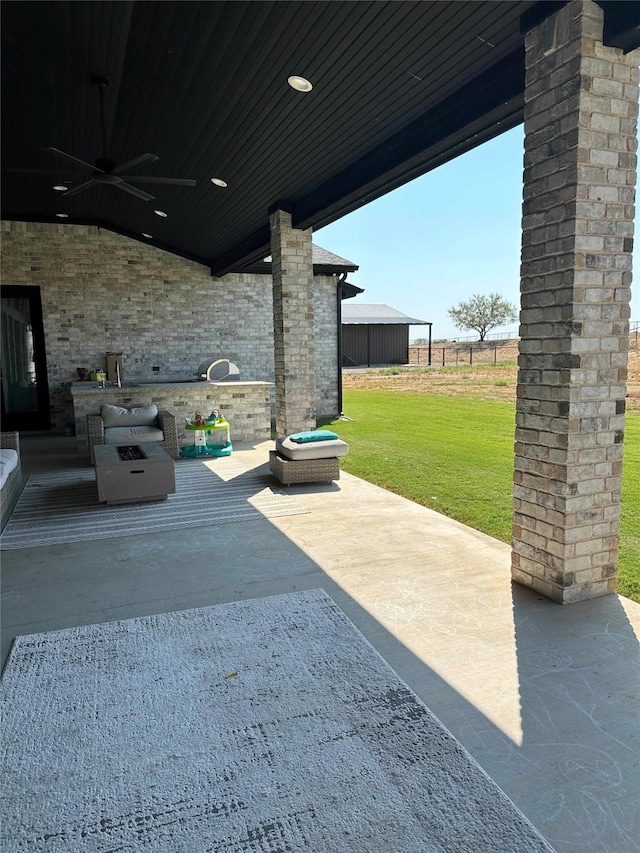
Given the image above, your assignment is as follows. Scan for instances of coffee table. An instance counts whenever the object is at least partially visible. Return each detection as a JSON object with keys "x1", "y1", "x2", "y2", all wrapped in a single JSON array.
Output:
[{"x1": 94, "y1": 443, "x2": 176, "y2": 505}]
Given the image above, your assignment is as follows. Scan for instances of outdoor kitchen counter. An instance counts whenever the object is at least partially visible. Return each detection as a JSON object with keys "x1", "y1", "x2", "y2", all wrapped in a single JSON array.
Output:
[{"x1": 71, "y1": 381, "x2": 274, "y2": 456}]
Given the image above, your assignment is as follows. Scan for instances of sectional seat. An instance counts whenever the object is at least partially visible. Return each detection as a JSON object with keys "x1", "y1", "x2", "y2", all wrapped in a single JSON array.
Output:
[
  {"x1": 87, "y1": 404, "x2": 179, "y2": 462},
  {"x1": 1, "y1": 432, "x2": 22, "y2": 532}
]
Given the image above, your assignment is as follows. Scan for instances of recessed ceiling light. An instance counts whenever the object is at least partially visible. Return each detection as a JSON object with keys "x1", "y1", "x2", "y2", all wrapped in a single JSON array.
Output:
[
  {"x1": 288, "y1": 75, "x2": 313, "y2": 92},
  {"x1": 142, "y1": 233, "x2": 153, "y2": 239},
  {"x1": 53, "y1": 185, "x2": 68, "y2": 192},
  {"x1": 55, "y1": 212, "x2": 69, "y2": 218},
  {"x1": 210, "y1": 177, "x2": 228, "y2": 187},
  {"x1": 153, "y1": 209, "x2": 168, "y2": 218}
]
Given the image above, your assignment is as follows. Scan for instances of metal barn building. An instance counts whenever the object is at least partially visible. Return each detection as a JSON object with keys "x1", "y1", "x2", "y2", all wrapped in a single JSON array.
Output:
[{"x1": 341, "y1": 304, "x2": 430, "y2": 366}]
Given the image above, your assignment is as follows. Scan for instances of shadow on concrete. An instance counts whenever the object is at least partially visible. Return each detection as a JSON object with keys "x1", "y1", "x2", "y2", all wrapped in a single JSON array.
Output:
[{"x1": 510, "y1": 585, "x2": 639, "y2": 853}]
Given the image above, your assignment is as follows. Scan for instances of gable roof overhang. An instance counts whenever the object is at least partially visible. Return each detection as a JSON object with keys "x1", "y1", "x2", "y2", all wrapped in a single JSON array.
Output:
[
  {"x1": 243, "y1": 244, "x2": 358, "y2": 276},
  {"x1": 2, "y1": 1, "x2": 638, "y2": 278}
]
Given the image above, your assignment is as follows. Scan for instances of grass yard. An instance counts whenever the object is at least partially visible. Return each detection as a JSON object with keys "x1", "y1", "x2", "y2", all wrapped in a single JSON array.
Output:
[{"x1": 325, "y1": 390, "x2": 640, "y2": 603}]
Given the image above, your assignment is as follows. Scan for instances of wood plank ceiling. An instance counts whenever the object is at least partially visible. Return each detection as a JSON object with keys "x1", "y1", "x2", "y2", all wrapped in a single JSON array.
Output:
[{"x1": 2, "y1": 1, "x2": 638, "y2": 276}]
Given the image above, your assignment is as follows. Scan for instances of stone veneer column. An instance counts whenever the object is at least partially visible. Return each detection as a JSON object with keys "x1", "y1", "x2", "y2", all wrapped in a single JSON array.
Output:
[
  {"x1": 513, "y1": 0, "x2": 638, "y2": 603},
  {"x1": 270, "y1": 208, "x2": 316, "y2": 436}
]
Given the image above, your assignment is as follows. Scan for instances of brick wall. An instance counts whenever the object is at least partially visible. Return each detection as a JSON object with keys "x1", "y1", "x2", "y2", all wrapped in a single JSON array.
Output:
[
  {"x1": 270, "y1": 209, "x2": 316, "y2": 436},
  {"x1": 1, "y1": 221, "x2": 340, "y2": 430},
  {"x1": 513, "y1": 0, "x2": 639, "y2": 602},
  {"x1": 314, "y1": 276, "x2": 339, "y2": 417}
]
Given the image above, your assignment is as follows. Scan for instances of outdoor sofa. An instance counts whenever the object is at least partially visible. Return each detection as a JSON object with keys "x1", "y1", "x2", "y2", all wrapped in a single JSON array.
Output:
[{"x1": 1, "y1": 431, "x2": 22, "y2": 531}]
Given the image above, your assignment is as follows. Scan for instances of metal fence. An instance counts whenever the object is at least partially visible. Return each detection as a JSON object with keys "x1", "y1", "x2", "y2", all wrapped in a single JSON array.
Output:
[
  {"x1": 410, "y1": 321, "x2": 639, "y2": 366},
  {"x1": 445, "y1": 329, "x2": 520, "y2": 343},
  {"x1": 409, "y1": 341, "x2": 519, "y2": 367}
]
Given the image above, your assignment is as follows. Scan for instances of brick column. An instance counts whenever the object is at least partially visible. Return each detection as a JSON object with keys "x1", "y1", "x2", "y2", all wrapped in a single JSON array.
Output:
[
  {"x1": 513, "y1": 0, "x2": 638, "y2": 603},
  {"x1": 270, "y1": 208, "x2": 316, "y2": 437}
]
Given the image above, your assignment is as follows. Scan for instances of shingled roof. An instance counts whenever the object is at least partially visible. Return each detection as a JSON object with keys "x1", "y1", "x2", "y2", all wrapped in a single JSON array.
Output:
[
  {"x1": 243, "y1": 244, "x2": 359, "y2": 275},
  {"x1": 342, "y1": 303, "x2": 429, "y2": 325},
  {"x1": 310, "y1": 246, "x2": 359, "y2": 268}
]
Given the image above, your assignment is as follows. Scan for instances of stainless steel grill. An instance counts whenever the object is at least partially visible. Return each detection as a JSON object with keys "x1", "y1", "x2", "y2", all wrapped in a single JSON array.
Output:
[{"x1": 197, "y1": 358, "x2": 240, "y2": 382}]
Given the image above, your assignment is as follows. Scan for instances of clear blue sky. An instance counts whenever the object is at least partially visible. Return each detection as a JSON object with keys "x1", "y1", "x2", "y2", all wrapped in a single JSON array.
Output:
[{"x1": 316, "y1": 125, "x2": 637, "y2": 342}]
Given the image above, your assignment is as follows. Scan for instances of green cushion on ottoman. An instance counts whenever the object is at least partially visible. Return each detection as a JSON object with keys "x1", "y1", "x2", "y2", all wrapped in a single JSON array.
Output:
[{"x1": 289, "y1": 430, "x2": 339, "y2": 443}]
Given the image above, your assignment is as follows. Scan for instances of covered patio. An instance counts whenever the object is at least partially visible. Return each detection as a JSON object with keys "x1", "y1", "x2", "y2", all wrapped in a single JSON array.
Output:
[
  {"x1": 2, "y1": 0, "x2": 639, "y2": 849},
  {"x1": 3, "y1": 0, "x2": 639, "y2": 603},
  {"x1": 2, "y1": 434, "x2": 638, "y2": 852}
]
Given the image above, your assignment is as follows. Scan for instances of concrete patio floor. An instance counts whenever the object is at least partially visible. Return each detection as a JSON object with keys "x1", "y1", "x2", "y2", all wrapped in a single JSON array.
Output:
[{"x1": 2, "y1": 435, "x2": 639, "y2": 853}]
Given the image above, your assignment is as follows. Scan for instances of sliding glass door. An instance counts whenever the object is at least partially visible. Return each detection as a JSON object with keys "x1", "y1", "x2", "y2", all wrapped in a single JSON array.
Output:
[{"x1": 1, "y1": 285, "x2": 51, "y2": 431}]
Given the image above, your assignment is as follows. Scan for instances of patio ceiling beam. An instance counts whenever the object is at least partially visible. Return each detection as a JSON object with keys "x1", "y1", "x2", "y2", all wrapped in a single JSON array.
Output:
[
  {"x1": 597, "y1": 0, "x2": 640, "y2": 53},
  {"x1": 291, "y1": 49, "x2": 527, "y2": 234},
  {"x1": 209, "y1": 224, "x2": 272, "y2": 279},
  {"x1": 520, "y1": 1, "x2": 640, "y2": 52}
]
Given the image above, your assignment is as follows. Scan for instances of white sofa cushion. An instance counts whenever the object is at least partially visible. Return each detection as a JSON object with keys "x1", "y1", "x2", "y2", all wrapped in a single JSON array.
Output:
[
  {"x1": 103, "y1": 426, "x2": 165, "y2": 444},
  {"x1": 0, "y1": 449, "x2": 19, "y2": 489},
  {"x1": 276, "y1": 435, "x2": 349, "y2": 461},
  {"x1": 101, "y1": 404, "x2": 158, "y2": 428}
]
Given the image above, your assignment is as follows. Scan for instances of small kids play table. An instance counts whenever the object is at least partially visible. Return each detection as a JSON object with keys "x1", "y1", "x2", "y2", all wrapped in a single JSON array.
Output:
[{"x1": 180, "y1": 420, "x2": 233, "y2": 458}]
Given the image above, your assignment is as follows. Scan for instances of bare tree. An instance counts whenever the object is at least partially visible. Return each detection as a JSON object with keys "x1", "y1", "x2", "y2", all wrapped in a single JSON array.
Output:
[{"x1": 448, "y1": 293, "x2": 518, "y2": 341}]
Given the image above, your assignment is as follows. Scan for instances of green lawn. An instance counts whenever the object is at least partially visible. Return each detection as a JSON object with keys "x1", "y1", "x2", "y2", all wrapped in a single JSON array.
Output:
[{"x1": 324, "y1": 391, "x2": 640, "y2": 602}]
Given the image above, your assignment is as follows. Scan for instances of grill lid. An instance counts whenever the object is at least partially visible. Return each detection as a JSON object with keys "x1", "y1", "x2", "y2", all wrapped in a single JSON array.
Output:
[{"x1": 198, "y1": 359, "x2": 240, "y2": 381}]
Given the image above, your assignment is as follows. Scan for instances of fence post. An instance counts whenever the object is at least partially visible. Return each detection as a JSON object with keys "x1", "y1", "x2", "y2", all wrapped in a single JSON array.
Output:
[
  {"x1": 470, "y1": 346, "x2": 473, "y2": 366},
  {"x1": 494, "y1": 346, "x2": 497, "y2": 365},
  {"x1": 442, "y1": 347, "x2": 445, "y2": 366}
]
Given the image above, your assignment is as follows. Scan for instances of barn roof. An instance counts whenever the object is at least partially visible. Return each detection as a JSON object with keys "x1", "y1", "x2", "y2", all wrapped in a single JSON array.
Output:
[{"x1": 341, "y1": 304, "x2": 429, "y2": 325}]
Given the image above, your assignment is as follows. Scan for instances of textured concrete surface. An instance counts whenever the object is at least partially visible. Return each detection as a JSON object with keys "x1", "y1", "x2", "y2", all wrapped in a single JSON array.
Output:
[
  {"x1": 3, "y1": 590, "x2": 555, "y2": 852},
  {"x1": 2, "y1": 435, "x2": 639, "y2": 853}
]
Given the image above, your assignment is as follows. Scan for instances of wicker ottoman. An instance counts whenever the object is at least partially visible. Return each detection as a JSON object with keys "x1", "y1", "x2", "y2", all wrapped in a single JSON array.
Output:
[
  {"x1": 269, "y1": 450, "x2": 340, "y2": 485},
  {"x1": 269, "y1": 433, "x2": 349, "y2": 485}
]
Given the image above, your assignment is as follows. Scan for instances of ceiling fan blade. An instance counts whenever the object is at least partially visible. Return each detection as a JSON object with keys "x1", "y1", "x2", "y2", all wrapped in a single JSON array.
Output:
[
  {"x1": 44, "y1": 147, "x2": 98, "y2": 172},
  {"x1": 63, "y1": 180, "x2": 99, "y2": 197},
  {"x1": 123, "y1": 176, "x2": 196, "y2": 186},
  {"x1": 116, "y1": 181, "x2": 155, "y2": 202},
  {"x1": 113, "y1": 153, "x2": 159, "y2": 174}
]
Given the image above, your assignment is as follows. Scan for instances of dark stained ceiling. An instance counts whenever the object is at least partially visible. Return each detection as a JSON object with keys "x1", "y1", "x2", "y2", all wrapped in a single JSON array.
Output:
[{"x1": 2, "y1": 1, "x2": 638, "y2": 277}]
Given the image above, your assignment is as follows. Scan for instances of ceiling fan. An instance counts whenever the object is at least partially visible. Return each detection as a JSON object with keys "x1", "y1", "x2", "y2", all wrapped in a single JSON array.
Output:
[{"x1": 12, "y1": 75, "x2": 196, "y2": 201}]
